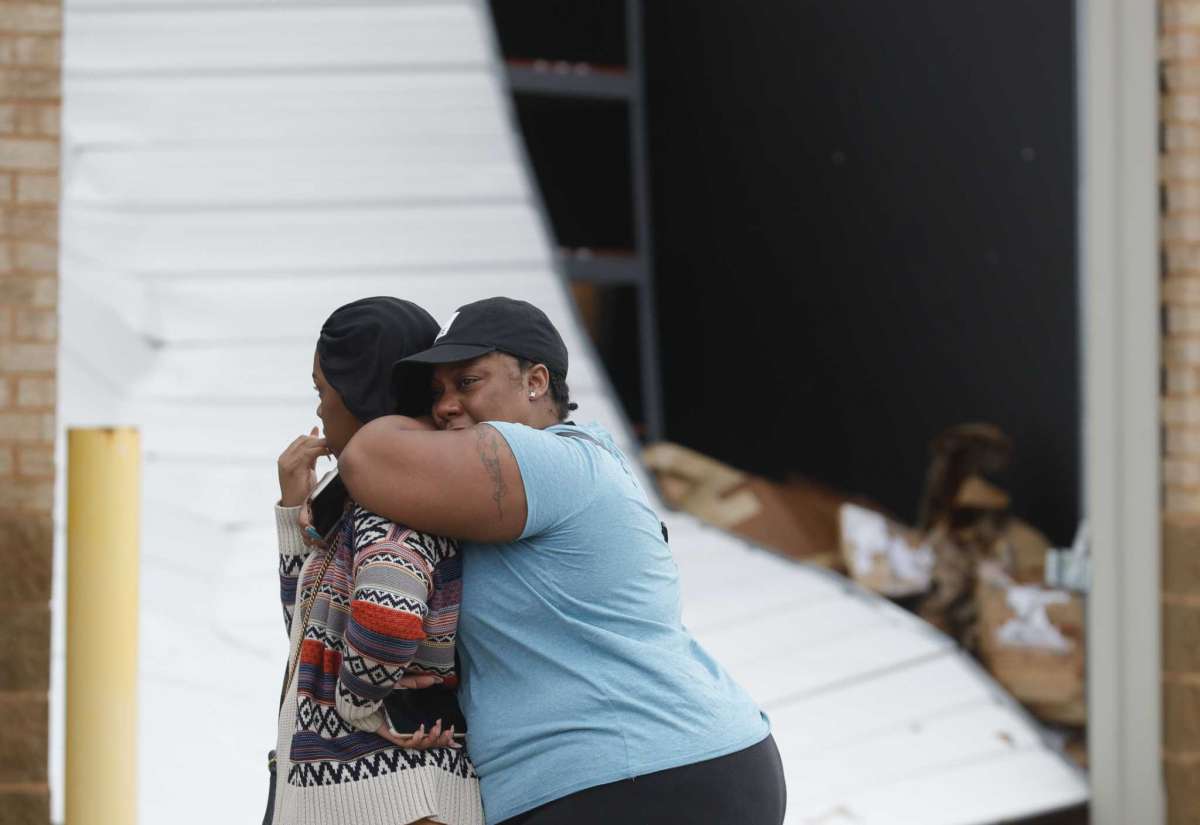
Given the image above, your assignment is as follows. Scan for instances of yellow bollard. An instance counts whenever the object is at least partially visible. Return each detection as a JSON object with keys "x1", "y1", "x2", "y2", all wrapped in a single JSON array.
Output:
[{"x1": 66, "y1": 427, "x2": 140, "y2": 825}]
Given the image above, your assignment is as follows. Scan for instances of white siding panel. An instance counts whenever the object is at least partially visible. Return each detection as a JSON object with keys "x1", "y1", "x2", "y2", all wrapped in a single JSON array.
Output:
[
  {"x1": 782, "y1": 704, "x2": 1049, "y2": 824},
  {"x1": 67, "y1": 4, "x2": 486, "y2": 73},
  {"x1": 136, "y1": 268, "x2": 581, "y2": 344},
  {"x1": 67, "y1": 141, "x2": 526, "y2": 206},
  {"x1": 765, "y1": 655, "x2": 1003, "y2": 756},
  {"x1": 62, "y1": 204, "x2": 547, "y2": 273},
  {"x1": 64, "y1": 72, "x2": 508, "y2": 146},
  {"x1": 805, "y1": 749, "x2": 1089, "y2": 825}
]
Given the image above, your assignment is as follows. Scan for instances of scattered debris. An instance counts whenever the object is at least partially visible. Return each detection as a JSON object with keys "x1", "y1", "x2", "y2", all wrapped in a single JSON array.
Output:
[
  {"x1": 977, "y1": 561, "x2": 1086, "y2": 725},
  {"x1": 839, "y1": 503, "x2": 934, "y2": 597},
  {"x1": 643, "y1": 442, "x2": 857, "y2": 568},
  {"x1": 645, "y1": 423, "x2": 1087, "y2": 734}
]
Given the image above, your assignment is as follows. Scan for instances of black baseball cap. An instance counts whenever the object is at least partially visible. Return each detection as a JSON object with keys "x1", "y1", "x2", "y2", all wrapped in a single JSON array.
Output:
[{"x1": 396, "y1": 296, "x2": 569, "y2": 377}]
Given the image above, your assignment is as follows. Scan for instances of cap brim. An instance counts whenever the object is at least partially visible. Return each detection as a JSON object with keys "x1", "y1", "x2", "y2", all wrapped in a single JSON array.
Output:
[{"x1": 396, "y1": 343, "x2": 497, "y2": 366}]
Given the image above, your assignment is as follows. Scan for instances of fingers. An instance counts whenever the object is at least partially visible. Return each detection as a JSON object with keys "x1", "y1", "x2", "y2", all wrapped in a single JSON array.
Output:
[
  {"x1": 395, "y1": 673, "x2": 444, "y2": 690},
  {"x1": 378, "y1": 719, "x2": 459, "y2": 751}
]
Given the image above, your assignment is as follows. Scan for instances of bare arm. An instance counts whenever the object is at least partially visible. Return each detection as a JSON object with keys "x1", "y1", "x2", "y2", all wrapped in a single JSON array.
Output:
[{"x1": 337, "y1": 416, "x2": 528, "y2": 543}]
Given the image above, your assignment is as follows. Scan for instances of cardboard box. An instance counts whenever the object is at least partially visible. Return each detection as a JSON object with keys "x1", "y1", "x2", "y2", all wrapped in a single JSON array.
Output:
[
  {"x1": 643, "y1": 442, "x2": 850, "y2": 567},
  {"x1": 976, "y1": 561, "x2": 1086, "y2": 725}
]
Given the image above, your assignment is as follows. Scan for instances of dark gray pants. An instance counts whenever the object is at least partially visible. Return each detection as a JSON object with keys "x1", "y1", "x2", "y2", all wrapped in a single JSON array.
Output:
[{"x1": 500, "y1": 734, "x2": 787, "y2": 825}]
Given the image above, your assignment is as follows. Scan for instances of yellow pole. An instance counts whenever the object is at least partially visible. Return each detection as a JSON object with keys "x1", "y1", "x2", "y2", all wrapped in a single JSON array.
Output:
[{"x1": 66, "y1": 427, "x2": 140, "y2": 825}]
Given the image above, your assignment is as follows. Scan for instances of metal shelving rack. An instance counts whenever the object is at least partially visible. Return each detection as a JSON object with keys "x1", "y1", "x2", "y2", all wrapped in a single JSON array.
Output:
[{"x1": 500, "y1": 0, "x2": 664, "y2": 441}]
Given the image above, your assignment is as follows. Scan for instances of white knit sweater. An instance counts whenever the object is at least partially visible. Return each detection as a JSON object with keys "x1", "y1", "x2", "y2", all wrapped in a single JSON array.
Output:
[{"x1": 271, "y1": 504, "x2": 483, "y2": 825}]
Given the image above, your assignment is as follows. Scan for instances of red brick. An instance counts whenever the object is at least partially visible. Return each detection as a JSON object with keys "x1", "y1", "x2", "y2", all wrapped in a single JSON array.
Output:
[
  {"x1": 0, "y1": 693, "x2": 46, "y2": 783},
  {"x1": 0, "y1": 140, "x2": 55, "y2": 171},
  {"x1": 0, "y1": 477, "x2": 52, "y2": 512},
  {"x1": 1165, "y1": 397, "x2": 1200, "y2": 424},
  {"x1": 15, "y1": 377, "x2": 51, "y2": 407},
  {"x1": 1168, "y1": 366, "x2": 1200, "y2": 395},
  {"x1": 0, "y1": 70, "x2": 58, "y2": 102},
  {"x1": 1171, "y1": 306, "x2": 1200, "y2": 335},
  {"x1": 1164, "y1": 1, "x2": 1200, "y2": 28},
  {"x1": 1167, "y1": 488, "x2": 1200, "y2": 515},
  {"x1": 1166, "y1": 599, "x2": 1200, "y2": 673},
  {"x1": 0, "y1": 4, "x2": 61, "y2": 34},
  {"x1": 0, "y1": 411, "x2": 54, "y2": 441},
  {"x1": 0, "y1": 605, "x2": 48, "y2": 692},
  {"x1": 1167, "y1": 245, "x2": 1200, "y2": 273},
  {"x1": 13, "y1": 242, "x2": 54, "y2": 273},
  {"x1": 0, "y1": 342, "x2": 53, "y2": 371},
  {"x1": 10, "y1": 37, "x2": 58, "y2": 68},
  {"x1": 1166, "y1": 124, "x2": 1200, "y2": 152},
  {"x1": 9, "y1": 208, "x2": 54, "y2": 243},
  {"x1": 15, "y1": 446, "x2": 50, "y2": 478},
  {"x1": 17, "y1": 105, "x2": 56, "y2": 138},
  {"x1": 1166, "y1": 277, "x2": 1200, "y2": 304},
  {"x1": 0, "y1": 513, "x2": 52, "y2": 601},
  {"x1": 12, "y1": 309, "x2": 53, "y2": 342},
  {"x1": 0, "y1": 787, "x2": 48, "y2": 825},
  {"x1": 15, "y1": 173, "x2": 55, "y2": 205},
  {"x1": 1165, "y1": 752, "x2": 1200, "y2": 825},
  {"x1": 1164, "y1": 30, "x2": 1200, "y2": 62},
  {"x1": 1167, "y1": 459, "x2": 1200, "y2": 487},
  {"x1": 1168, "y1": 487, "x2": 1200, "y2": 516},
  {"x1": 1166, "y1": 521, "x2": 1200, "y2": 597},
  {"x1": 1167, "y1": 339, "x2": 1200, "y2": 366},
  {"x1": 0, "y1": 277, "x2": 56, "y2": 308}
]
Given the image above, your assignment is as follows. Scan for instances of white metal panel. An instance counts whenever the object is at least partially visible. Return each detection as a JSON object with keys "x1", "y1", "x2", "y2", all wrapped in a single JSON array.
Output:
[
  {"x1": 765, "y1": 654, "x2": 1003, "y2": 756},
  {"x1": 803, "y1": 749, "x2": 1089, "y2": 825},
  {"x1": 67, "y1": 4, "x2": 487, "y2": 73},
  {"x1": 135, "y1": 268, "x2": 585, "y2": 344},
  {"x1": 782, "y1": 703, "x2": 1049, "y2": 823},
  {"x1": 67, "y1": 141, "x2": 525, "y2": 207},
  {"x1": 62, "y1": 205, "x2": 546, "y2": 273},
  {"x1": 64, "y1": 73, "x2": 509, "y2": 146}
]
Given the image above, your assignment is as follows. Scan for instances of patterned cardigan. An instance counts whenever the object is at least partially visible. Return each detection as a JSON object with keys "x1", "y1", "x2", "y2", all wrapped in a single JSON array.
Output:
[{"x1": 272, "y1": 503, "x2": 480, "y2": 825}]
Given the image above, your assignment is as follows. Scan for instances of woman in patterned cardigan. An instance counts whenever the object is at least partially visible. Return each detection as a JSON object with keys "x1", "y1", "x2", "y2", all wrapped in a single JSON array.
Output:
[{"x1": 269, "y1": 297, "x2": 484, "y2": 825}]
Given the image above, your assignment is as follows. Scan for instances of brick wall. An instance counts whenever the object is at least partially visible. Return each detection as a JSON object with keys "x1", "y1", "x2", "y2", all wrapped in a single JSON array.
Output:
[
  {"x1": 0, "y1": 1, "x2": 60, "y2": 823},
  {"x1": 1164, "y1": 3, "x2": 1200, "y2": 823}
]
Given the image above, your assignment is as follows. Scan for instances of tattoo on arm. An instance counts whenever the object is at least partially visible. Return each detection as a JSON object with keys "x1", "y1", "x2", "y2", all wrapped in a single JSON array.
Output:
[{"x1": 476, "y1": 427, "x2": 507, "y2": 520}]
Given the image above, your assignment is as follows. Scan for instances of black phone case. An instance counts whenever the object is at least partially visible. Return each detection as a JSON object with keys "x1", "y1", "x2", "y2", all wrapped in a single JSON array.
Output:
[
  {"x1": 310, "y1": 473, "x2": 348, "y2": 540},
  {"x1": 383, "y1": 685, "x2": 468, "y2": 737}
]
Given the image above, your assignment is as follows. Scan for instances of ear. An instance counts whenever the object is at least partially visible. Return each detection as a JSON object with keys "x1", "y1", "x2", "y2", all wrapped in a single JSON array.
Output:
[{"x1": 525, "y1": 363, "x2": 550, "y2": 399}]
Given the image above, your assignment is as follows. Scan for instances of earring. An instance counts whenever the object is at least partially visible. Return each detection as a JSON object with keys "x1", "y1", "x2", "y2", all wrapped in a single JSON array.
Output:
[{"x1": 529, "y1": 392, "x2": 536, "y2": 399}]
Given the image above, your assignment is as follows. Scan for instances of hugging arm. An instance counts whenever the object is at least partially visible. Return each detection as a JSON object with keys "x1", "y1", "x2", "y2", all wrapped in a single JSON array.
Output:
[{"x1": 337, "y1": 416, "x2": 528, "y2": 544}]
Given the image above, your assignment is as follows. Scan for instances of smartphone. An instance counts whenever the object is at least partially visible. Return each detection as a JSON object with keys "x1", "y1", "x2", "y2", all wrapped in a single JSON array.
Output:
[
  {"x1": 383, "y1": 686, "x2": 468, "y2": 740},
  {"x1": 309, "y1": 468, "x2": 348, "y2": 541}
]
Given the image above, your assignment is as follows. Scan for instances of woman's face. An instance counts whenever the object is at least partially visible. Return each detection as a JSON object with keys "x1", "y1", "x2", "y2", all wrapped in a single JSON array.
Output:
[
  {"x1": 313, "y1": 352, "x2": 363, "y2": 457},
  {"x1": 430, "y1": 353, "x2": 547, "y2": 431}
]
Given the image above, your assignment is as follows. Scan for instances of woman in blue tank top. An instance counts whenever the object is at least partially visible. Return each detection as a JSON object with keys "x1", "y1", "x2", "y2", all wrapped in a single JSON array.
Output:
[{"x1": 337, "y1": 297, "x2": 787, "y2": 825}]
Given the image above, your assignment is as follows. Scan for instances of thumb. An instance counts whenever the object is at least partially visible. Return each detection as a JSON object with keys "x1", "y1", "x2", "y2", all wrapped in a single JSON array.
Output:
[{"x1": 310, "y1": 426, "x2": 320, "y2": 437}]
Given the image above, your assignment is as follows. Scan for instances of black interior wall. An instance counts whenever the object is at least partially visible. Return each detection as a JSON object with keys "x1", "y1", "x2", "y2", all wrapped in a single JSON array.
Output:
[
  {"x1": 488, "y1": 0, "x2": 1079, "y2": 543},
  {"x1": 644, "y1": 1, "x2": 1079, "y2": 542}
]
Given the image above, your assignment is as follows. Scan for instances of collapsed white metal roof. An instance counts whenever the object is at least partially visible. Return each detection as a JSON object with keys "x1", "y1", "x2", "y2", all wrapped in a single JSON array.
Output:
[{"x1": 54, "y1": 1, "x2": 1089, "y2": 822}]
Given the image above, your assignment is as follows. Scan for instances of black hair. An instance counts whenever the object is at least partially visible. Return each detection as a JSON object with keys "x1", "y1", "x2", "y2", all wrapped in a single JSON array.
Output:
[{"x1": 516, "y1": 357, "x2": 577, "y2": 421}]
